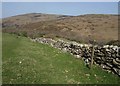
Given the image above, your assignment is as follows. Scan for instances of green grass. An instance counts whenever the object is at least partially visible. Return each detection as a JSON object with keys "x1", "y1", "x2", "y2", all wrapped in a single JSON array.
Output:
[
  {"x1": 0, "y1": 31, "x2": 2, "y2": 85},
  {"x1": 2, "y1": 33, "x2": 120, "y2": 84}
]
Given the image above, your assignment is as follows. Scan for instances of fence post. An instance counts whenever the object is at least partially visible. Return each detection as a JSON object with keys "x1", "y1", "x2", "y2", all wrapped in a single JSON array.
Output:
[{"x1": 90, "y1": 45, "x2": 95, "y2": 69}]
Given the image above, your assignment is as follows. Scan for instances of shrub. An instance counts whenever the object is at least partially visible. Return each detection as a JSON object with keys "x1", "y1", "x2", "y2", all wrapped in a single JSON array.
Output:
[
  {"x1": 21, "y1": 31, "x2": 27, "y2": 37},
  {"x1": 106, "y1": 40, "x2": 120, "y2": 46}
]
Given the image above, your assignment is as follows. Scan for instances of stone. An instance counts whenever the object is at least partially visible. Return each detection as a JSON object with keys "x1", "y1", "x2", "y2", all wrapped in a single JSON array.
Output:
[
  {"x1": 105, "y1": 63, "x2": 113, "y2": 68},
  {"x1": 31, "y1": 37, "x2": 120, "y2": 77},
  {"x1": 113, "y1": 68, "x2": 120, "y2": 76},
  {"x1": 62, "y1": 48, "x2": 67, "y2": 52},
  {"x1": 115, "y1": 58, "x2": 120, "y2": 63},
  {"x1": 113, "y1": 59, "x2": 120, "y2": 66},
  {"x1": 101, "y1": 64, "x2": 111, "y2": 70},
  {"x1": 75, "y1": 55, "x2": 81, "y2": 59}
]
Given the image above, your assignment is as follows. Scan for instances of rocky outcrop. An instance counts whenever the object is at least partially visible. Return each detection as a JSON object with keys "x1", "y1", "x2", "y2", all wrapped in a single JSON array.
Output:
[{"x1": 31, "y1": 37, "x2": 120, "y2": 77}]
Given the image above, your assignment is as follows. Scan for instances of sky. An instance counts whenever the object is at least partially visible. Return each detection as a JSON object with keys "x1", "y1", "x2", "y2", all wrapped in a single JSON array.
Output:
[
  {"x1": 2, "y1": 2, "x2": 118, "y2": 18},
  {"x1": 2, "y1": 0, "x2": 120, "y2": 2}
]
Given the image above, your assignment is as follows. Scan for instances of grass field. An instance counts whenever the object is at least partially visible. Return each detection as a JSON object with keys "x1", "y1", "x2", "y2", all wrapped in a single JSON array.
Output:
[
  {"x1": 0, "y1": 31, "x2": 2, "y2": 85},
  {"x1": 2, "y1": 33, "x2": 120, "y2": 84}
]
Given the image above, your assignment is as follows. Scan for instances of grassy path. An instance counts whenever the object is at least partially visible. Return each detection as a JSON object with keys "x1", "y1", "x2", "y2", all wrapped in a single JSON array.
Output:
[{"x1": 2, "y1": 33, "x2": 120, "y2": 84}]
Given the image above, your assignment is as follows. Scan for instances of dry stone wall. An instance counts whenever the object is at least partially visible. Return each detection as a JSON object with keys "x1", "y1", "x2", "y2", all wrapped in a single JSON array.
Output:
[{"x1": 31, "y1": 37, "x2": 120, "y2": 77}]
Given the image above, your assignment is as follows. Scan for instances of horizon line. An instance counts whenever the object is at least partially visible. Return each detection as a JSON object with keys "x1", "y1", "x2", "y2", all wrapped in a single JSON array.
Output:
[{"x1": 2, "y1": 12, "x2": 119, "y2": 19}]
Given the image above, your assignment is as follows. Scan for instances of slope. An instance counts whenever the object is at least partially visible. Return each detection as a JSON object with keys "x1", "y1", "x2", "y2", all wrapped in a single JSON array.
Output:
[{"x1": 2, "y1": 33, "x2": 120, "y2": 84}]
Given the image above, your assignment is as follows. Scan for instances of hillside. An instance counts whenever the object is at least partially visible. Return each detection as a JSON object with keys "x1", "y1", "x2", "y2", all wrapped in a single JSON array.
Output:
[
  {"x1": 2, "y1": 13, "x2": 120, "y2": 84},
  {"x1": 2, "y1": 13, "x2": 118, "y2": 45},
  {"x1": 2, "y1": 33, "x2": 120, "y2": 84},
  {"x1": 2, "y1": 13, "x2": 70, "y2": 26}
]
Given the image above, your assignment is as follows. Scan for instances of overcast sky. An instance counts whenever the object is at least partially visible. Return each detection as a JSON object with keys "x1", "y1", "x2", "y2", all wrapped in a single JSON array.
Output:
[{"x1": 2, "y1": 2, "x2": 118, "y2": 18}]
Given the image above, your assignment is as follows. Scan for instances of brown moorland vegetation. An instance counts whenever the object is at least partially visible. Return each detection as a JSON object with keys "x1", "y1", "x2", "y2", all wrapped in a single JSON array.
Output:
[{"x1": 2, "y1": 13, "x2": 119, "y2": 45}]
